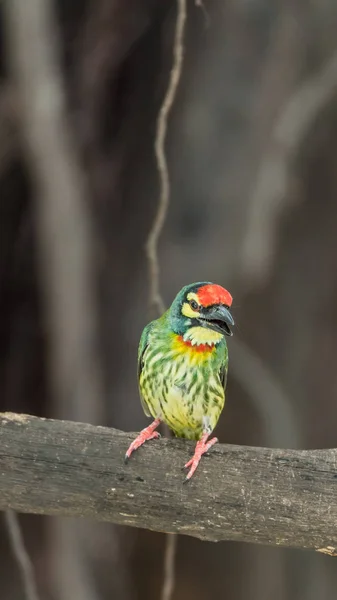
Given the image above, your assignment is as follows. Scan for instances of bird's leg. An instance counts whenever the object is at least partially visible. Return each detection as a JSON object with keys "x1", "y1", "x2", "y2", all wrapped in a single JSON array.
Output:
[
  {"x1": 183, "y1": 432, "x2": 218, "y2": 482},
  {"x1": 125, "y1": 418, "x2": 161, "y2": 462}
]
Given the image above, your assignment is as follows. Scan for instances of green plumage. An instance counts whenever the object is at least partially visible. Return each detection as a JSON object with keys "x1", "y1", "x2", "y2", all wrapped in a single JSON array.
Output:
[
  {"x1": 138, "y1": 310, "x2": 229, "y2": 441},
  {"x1": 126, "y1": 282, "x2": 234, "y2": 479}
]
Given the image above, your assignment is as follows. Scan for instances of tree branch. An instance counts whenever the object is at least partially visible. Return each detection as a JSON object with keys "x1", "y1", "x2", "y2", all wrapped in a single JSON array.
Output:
[{"x1": 0, "y1": 412, "x2": 336, "y2": 554}]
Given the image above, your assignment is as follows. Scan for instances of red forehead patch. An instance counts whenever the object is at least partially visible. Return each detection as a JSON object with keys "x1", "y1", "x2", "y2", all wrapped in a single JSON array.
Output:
[{"x1": 197, "y1": 284, "x2": 232, "y2": 307}]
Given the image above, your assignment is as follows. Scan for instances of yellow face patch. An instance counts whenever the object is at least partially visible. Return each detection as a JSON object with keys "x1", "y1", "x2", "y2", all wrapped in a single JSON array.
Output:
[
  {"x1": 181, "y1": 292, "x2": 201, "y2": 319},
  {"x1": 186, "y1": 292, "x2": 200, "y2": 303},
  {"x1": 181, "y1": 302, "x2": 200, "y2": 319}
]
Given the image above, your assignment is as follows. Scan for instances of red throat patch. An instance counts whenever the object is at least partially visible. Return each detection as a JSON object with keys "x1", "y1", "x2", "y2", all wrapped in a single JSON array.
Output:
[
  {"x1": 197, "y1": 284, "x2": 232, "y2": 307},
  {"x1": 177, "y1": 336, "x2": 215, "y2": 353}
]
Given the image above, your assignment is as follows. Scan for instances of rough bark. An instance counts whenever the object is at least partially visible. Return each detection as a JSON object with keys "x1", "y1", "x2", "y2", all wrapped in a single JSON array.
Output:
[{"x1": 0, "y1": 412, "x2": 336, "y2": 555}]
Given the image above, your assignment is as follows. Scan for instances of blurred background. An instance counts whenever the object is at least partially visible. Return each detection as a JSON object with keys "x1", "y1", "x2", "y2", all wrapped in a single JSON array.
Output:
[{"x1": 1, "y1": 0, "x2": 337, "y2": 598}]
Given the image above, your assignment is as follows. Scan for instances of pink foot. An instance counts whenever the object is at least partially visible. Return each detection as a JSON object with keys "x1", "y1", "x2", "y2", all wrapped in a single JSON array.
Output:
[
  {"x1": 184, "y1": 433, "x2": 218, "y2": 482},
  {"x1": 125, "y1": 418, "x2": 161, "y2": 462}
]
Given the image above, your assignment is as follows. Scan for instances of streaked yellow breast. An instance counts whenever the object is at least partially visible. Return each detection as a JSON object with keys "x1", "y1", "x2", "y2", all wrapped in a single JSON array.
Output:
[{"x1": 139, "y1": 336, "x2": 225, "y2": 440}]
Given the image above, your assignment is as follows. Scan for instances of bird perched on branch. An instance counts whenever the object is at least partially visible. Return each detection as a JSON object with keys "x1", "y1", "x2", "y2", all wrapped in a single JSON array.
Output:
[{"x1": 125, "y1": 282, "x2": 234, "y2": 481}]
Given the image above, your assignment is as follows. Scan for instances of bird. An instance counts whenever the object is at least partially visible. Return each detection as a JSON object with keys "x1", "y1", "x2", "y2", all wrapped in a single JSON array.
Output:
[{"x1": 125, "y1": 281, "x2": 234, "y2": 481}]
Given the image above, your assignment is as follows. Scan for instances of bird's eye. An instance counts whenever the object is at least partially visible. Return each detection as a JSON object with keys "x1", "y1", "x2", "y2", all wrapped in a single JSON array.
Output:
[{"x1": 189, "y1": 299, "x2": 199, "y2": 311}]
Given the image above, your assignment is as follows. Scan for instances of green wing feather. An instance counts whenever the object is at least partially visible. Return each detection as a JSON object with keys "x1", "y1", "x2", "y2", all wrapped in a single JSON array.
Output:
[
  {"x1": 137, "y1": 321, "x2": 154, "y2": 417},
  {"x1": 219, "y1": 346, "x2": 228, "y2": 392}
]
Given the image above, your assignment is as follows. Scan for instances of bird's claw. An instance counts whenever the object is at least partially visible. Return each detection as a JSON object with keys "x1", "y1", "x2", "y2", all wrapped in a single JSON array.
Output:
[
  {"x1": 125, "y1": 423, "x2": 161, "y2": 463},
  {"x1": 181, "y1": 435, "x2": 218, "y2": 481},
  {"x1": 181, "y1": 459, "x2": 191, "y2": 471}
]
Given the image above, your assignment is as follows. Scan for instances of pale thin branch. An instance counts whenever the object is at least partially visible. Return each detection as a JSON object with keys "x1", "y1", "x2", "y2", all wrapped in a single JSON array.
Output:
[
  {"x1": 146, "y1": 0, "x2": 187, "y2": 315},
  {"x1": 5, "y1": 0, "x2": 103, "y2": 425},
  {"x1": 161, "y1": 534, "x2": 178, "y2": 600},
  {"x1": 230, "y1": 338, "x2": 301, "y2": 448},
  {"x1": 241, "y1": 45, "x2": 337, "y2": 286},
  {"x1": 4, "y1": 510, "x2": 40, "y2": 600},
  {"x1": 4, "y1": 2, "x2": 104, "y2": 600},
  {"x1": 145, "y1": 1, "x2": 187, "y2": 599}
]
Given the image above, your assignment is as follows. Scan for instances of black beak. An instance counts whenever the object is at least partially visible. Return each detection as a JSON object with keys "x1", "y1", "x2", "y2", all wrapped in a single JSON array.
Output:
[{"x1": 198, "y1": 304, "x2": 234, "y2": 337}]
